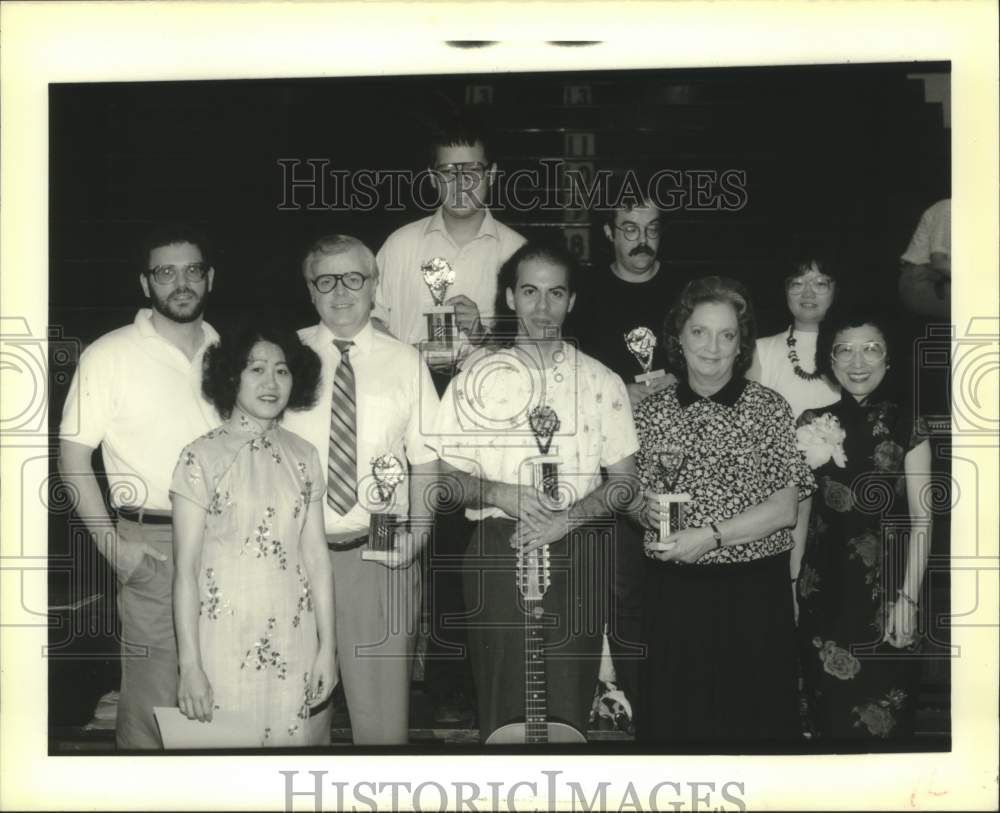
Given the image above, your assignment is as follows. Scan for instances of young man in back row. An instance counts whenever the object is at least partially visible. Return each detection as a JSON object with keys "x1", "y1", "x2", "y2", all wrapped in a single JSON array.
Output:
[
  {"x1": 373, "y1": 116, "x2": 526, "y2": 721},
  {"x1": 373, "y1": 116, "x2": 526, "y2": 354}
]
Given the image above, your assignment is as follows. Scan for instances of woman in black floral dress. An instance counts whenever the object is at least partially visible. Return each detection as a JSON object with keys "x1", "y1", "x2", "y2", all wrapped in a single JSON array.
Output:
[
  {"x1": 634, "y1": 277, "x2": 816, "y2": 745},
  {"x1": 795, "y1": 307, "x2": 932, "y2": 740}
]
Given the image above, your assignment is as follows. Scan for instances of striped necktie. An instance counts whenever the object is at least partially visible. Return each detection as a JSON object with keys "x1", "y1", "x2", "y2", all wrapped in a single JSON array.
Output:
[{"x1": 327, "y1": 339, "x2": 357, "y2": 516}]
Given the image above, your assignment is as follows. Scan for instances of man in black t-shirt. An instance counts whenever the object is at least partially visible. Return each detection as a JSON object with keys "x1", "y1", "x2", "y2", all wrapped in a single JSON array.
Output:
[
  {"x1": 571, "y1": 174, "x2": 684, "y2": 730},
  {"x1": 573, "y1": 178, "x2": 680, "y2": 408}
]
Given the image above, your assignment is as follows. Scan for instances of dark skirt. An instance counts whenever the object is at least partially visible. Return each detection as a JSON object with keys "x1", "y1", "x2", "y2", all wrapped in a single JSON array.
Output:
[
  {"x1": 637, "y1": 550, "x2": 800, "y2": 747},
  {"x1": 462, "y1": 517, "x2": 605, "y2": 741}
]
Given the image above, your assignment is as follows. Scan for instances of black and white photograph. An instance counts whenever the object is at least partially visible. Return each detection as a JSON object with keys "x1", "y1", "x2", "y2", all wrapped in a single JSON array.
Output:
[{"x1": 2, "y1": 3, "x2": 997, "y2": 811}]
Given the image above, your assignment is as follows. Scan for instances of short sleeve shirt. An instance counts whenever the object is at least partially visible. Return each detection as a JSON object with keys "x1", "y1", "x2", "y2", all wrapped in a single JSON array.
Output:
[
  {"x1": 282, "y1": 320, "x2": 440, "y2": 536},
  {"x1": 373, "y1": 208, "x2": 526, "y2": 345},
  {"x1": 901, "y1": 199, "x2": 951, "y2": 265},
  {"x1": 431, "y1": 342, "x2": 639, "y2": 521},
  {"x1": 634, "y1": 376, "x2": 816, "y2": 564},
  {"x1": 59, "y1": 309, "x2": 220, "y2": 510}
]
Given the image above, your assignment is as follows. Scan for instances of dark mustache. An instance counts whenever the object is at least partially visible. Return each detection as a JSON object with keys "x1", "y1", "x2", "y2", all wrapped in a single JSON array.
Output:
[{"x1": 629, "y1": 244, "x2": 655, "y2": 257}]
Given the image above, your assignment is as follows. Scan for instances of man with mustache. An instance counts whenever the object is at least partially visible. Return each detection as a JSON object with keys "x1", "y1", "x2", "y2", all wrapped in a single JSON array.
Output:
[
  {"x1": 572, "y1": 170, "x2": 686, "y2": 731},
  {"x1": 58, "y1": 225, "x2": 221, "y2": 749}
]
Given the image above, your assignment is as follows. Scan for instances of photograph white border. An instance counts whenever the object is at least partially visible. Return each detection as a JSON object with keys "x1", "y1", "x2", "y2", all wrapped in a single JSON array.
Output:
[{"x1": 2, "y1": 2, "x2": 998, "y2": 810}]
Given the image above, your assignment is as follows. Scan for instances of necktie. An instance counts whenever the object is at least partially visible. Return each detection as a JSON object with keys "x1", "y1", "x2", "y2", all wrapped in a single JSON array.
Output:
[{"x1": 327, "y1": 339, "x2": 357, "y2": 515}]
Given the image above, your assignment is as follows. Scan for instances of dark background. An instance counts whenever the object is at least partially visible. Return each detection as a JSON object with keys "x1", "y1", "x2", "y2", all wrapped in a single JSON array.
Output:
[
  {"x1": 47, "y1": 63, "x2": 952, "y2": 740},
  {"x1": 49, "y1": 63, "x2": 950, "y2": 346}
]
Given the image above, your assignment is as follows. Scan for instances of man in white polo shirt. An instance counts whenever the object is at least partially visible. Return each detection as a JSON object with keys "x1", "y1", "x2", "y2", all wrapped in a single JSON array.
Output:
[
  {"x1": 283, "y1": 233, "x2": 439, "y2": 744},
  {"x1": 58, "y1": 225, "x2": 221, "y2": 749}
]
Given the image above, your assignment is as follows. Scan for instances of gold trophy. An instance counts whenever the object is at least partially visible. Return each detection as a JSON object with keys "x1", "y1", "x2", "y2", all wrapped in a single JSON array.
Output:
[
  {"x1": 362, "y1": 453, "x2": 406, "y2": 562},
  {"x1": 649, "y1": 443, "x2": 691, "y2": 548},
  {"x1": 625, "y1": 326, "x2": 667, "y2": 387},
  {"x1": 528, "y1": 405, "x2": 563, "y2": 507},
  {"x1": 421, "y1": 257, "x2": 458, "y2": 364}
]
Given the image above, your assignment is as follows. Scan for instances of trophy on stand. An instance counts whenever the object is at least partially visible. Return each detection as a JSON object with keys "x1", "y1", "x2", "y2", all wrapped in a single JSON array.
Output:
[
  {"x1": 362, "y1": 453, "x2": 406, "y2": 562},
  {"x1": 421, "y1": 257, "x2": 458, "y2": 365},
  {"x1": 625, "y1": 326, "x2": 667, "y2": 387},
  {"x1": 528, "y1": 405, "x2": 562, "y2": 507},
  {"x1": 649, "y1": 443, "x2": 691, "y2": 549}
]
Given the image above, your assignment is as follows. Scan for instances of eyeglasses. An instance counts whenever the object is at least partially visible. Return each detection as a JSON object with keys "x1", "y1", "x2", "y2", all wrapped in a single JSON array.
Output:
[
  {"x1": 433, "y1": 161, "x2": 490, "y2": 180},
  {"x1": 310, "y1": 272, "x2": 369, "y2": 293},
  {"x1": 788, "y1": 277, "x2": 834, "y2": 295},
  {"x1": 613, "y1": 221, "x2": 661, "y2": 242},
  {"x1": 145, "y1": 262, "x2": 210, "y2": 285},
  {"x1": 831, "y1": 341, "x2": 887, "y2": 364}
]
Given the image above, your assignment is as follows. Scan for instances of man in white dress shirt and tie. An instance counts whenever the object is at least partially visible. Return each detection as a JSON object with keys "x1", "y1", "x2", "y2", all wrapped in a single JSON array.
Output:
[{"x1": 283, "y1": 234, "x2": 439, "y2": 744}]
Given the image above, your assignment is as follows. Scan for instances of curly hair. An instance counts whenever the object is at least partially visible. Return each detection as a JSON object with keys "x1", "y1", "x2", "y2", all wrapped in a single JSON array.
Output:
[
  {"x1": 662, "y1": 276, "x2": 757, "y2": 377},
  {"x1": 815, "y1": 303, "x2": 897, "y2": 381},
  {"x1": 201, "y1": 319, "x2": 322, "y2": 420}
]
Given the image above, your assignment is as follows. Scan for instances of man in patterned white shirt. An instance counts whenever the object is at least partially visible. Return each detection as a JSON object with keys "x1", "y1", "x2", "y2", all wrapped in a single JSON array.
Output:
[
  {"x1": 430, "y1": 240, "x2": 641, "y2": 741},
  {"x1": 283, "y1": 234, "x2": 440, "y2": 745}
]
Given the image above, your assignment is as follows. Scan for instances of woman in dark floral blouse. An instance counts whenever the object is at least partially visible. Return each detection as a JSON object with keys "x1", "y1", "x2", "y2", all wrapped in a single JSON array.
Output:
[
  {"x1": 795, "y1": 306, "x2": 932, "y2": 740},
  {"x1": 634, "y1": 276, "x2": 816, "y2": 745}
]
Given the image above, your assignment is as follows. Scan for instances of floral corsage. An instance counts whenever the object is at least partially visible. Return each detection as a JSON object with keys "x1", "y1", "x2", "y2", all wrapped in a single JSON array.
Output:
[{"x1": 796, "y1": 413, "x2": 848, "y2": 469}]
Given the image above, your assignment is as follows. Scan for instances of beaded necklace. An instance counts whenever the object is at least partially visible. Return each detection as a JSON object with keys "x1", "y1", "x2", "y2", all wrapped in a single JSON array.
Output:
[{"x1": 786, "y1": 325, "x2": 822, "y2": 381}]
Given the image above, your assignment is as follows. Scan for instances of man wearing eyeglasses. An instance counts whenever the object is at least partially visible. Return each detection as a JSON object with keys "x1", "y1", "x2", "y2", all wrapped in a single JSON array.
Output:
[
  {"x1": 574, "y1": 170, "x2": 682, "y2": 410},
  {"x1": 571, "y1": 170, "x2": 686, "y2": 730},
  {"x1": 283, "y1": 234, "x2": 439, "y2": 744},
  {"x1": 373, "y1": 117, "x2": 526, "y2": 353},
  {"x1": 372, "y1": 116, "x2": 525, "y2": 725},
  {"x1": 58, "y1": 226, "x2": 221, "y2": 749}
]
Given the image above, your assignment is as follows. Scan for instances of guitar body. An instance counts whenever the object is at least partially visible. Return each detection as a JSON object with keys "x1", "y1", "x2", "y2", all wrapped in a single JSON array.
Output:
[{"x1": 486, "y1": 721, "x2": 587, "y2": 745}]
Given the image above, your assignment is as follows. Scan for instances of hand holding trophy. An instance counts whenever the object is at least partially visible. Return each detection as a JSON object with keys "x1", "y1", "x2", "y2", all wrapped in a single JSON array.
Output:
[
  {"x1": 362, "y1": 453, "x2": 406, "y2": 563},
  {"x1": 625, "y1": 326, "x2": 667, "y2": 387},
  {"x1": 421, "y1": 257, "x2": 458, "y2": 365},
  {"x1": 646, "y1": 443, "x2": 691, "y2": 553}
]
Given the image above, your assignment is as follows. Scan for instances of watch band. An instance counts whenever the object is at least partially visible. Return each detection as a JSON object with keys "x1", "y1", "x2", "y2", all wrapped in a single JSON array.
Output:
[{"x1": 709, "y1": 521, "x2": 723, "y2": 549}]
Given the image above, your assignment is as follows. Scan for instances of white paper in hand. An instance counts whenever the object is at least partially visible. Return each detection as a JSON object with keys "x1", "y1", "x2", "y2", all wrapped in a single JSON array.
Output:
[{"x1": 154, "y1": 706, "x2": 259, "y2": 749}]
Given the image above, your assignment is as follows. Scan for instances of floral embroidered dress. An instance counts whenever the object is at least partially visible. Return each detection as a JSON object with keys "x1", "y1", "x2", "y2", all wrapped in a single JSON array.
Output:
[
  {"x1": 170, "y1": 412, "x2": 327, "y2": 746},
  {"x1": 796, "y1": 388, "x2": 928, "y2": 740}
]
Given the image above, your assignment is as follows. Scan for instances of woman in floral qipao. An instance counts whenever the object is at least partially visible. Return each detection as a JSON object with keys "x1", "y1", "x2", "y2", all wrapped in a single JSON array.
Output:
[
  {"x1": 795, "y1": 307, "x2": 933, "y2": 740},
  {"x1": 171, "y1": 321, "x2": 336, "y2": 746}
]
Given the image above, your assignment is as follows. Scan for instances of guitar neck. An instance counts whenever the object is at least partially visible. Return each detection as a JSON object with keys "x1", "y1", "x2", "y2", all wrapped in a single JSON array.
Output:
[{"x1": 523, "y1": 595, "x2": 548, "y2": 744}]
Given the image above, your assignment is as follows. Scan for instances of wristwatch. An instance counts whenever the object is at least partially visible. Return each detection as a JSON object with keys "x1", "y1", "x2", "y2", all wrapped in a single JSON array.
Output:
[{"x1": 709, "y1": 522, "x2": 723, "y2": 549}]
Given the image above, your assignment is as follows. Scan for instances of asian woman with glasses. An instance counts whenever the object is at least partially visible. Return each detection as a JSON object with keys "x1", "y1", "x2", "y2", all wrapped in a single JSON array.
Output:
[{"x1": 794, "y1": 306, "x2": 933, "y2": 740}]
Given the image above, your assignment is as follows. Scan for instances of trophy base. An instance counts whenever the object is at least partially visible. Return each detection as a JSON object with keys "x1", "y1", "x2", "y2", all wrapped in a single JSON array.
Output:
[
  {"x1": 363, "y1": 513, "x2": 404, "y2": 561},
  {"x1": 635, "y1": 369, "x2": 667, "y2": 386},
  {"x1": 531, "y1": 456, "x2": 568, "y2": 510},
  {"x1": 421, "y1": 342, "x2": 459, "y2": 369},
  {"x1": 656, "y1": 492, "x2": 691, "y2": 540}
]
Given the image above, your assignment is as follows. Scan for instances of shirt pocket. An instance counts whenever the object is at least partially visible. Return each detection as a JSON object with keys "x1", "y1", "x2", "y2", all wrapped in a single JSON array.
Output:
[{"x1": 357, "y1": 393, "x2": 407, "y2": 455}]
